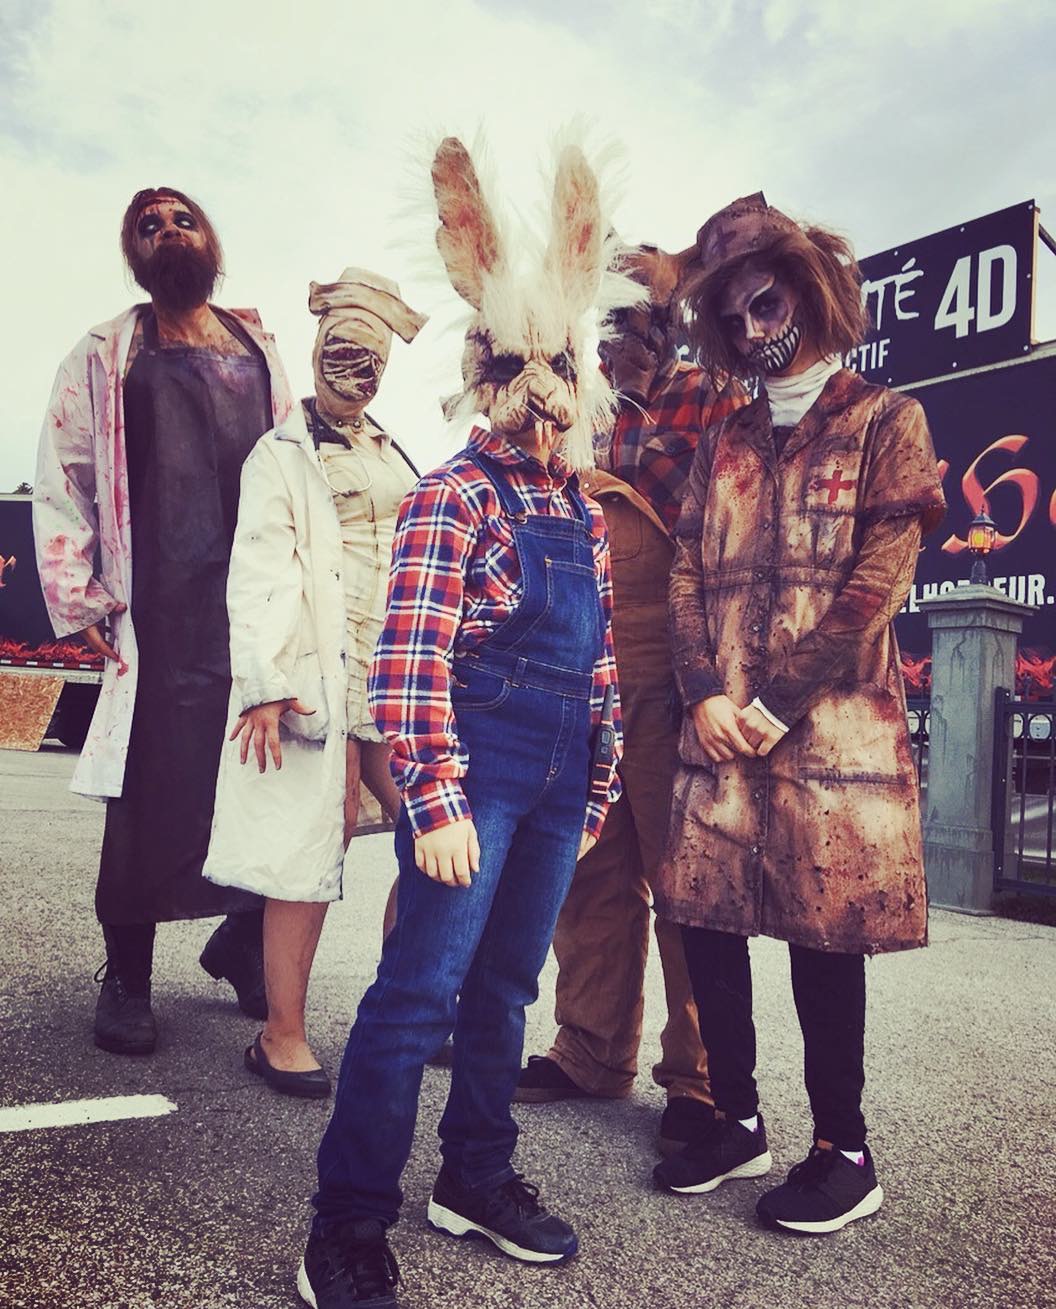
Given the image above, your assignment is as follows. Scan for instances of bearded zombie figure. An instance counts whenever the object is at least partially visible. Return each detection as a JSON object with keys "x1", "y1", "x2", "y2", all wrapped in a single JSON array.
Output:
[
  {"x1": 298, "y1": 136, "x2": 642, "y2": 1308},
  {"x1": 33, "y1": 187, "x2": 293, "y2": 1059},
  {"x1": 651, "y1": 193, "x2": 946, "y2": 1235}
]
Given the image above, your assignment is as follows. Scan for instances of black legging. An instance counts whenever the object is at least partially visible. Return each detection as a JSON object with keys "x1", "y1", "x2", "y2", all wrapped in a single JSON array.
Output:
[{"x1": 680, "y1": 926, "x2": 867, "y2": 1151}]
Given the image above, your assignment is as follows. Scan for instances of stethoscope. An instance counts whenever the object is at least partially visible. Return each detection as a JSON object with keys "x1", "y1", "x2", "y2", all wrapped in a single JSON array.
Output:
[
  {"x1": 310, "y1": 400, "x2": 378, "y2": 496},
  {"x1": 309, "y1": 399, "x2": 421, "y2": 498}
]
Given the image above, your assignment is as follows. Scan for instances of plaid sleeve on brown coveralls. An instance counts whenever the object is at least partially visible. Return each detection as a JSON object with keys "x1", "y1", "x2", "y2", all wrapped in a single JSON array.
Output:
[{"x1": 542, "y1": 367, "x2": 747, "y2": 1102}]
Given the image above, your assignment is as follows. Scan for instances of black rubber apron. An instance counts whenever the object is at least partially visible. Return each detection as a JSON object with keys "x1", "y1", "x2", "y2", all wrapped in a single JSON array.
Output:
[{"x1": 97, "y1": 310, "x2": 272, "y2": 924}]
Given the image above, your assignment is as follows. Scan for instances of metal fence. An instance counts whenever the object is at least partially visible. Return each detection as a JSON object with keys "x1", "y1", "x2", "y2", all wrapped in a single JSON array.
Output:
[
  {"x1": 906, "y1": 697, "x2": 930, "y2": 784},
  {"x1": 991, "y1": 688, "x2": 1056, "y2": 897}
]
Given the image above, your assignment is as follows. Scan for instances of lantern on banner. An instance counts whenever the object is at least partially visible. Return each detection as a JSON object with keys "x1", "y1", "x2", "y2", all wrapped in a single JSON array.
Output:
[{"x1": 967, "y1": 509, "x2": 997, "y2": 585}]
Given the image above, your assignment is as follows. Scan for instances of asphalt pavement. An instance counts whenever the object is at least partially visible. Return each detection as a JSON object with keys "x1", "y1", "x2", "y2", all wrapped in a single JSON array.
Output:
[{"x1": 1, "y1": 744, "x2": 1054, "y2": 1309}]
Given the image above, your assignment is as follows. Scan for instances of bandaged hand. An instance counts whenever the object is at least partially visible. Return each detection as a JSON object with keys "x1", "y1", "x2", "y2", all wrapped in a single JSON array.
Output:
[
  {"x1": 414, "y1": 818, "x2": 481, "y2": 888},
  {"x1": 691, "y1": 695, "x2": 756, "y2": 762},
  {"x1": 736, "y1": 704, "x2": 788, "y2": 757}
]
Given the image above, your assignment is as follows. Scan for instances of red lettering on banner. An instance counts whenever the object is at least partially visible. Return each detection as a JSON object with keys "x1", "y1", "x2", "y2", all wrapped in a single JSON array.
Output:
[{"x1": 942, "y1": 435, "x2": 1039, "y2": 554}]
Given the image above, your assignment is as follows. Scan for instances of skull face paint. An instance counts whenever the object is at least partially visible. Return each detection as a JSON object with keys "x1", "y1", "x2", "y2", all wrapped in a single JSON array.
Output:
[{"x1": 719, "y1": 265, "x2": 802, "y2": 376}]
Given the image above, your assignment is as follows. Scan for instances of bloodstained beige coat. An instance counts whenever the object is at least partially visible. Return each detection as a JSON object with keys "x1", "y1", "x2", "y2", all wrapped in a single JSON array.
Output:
[{"x1": 655, "y1": 369, "x2": 945, "y2": 955}]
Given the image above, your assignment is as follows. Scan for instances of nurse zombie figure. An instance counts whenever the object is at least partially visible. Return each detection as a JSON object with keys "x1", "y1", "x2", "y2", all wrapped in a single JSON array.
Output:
[
  {"x1": 33, "y1": 188, "x2": 293, "y2": 1059},
  {"x1": 296, "y1": 136, "x2": 642, "y2": 1309},
  {"x1": 652, "y1": 194, "x2": 945, "y2": 1234},
  {"x1": 204, "y1": 268, "x2": 426, "y2": 1100}
]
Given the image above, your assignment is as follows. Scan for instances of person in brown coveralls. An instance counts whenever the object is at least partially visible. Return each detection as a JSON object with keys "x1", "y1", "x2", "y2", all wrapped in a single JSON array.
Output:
[
  {"x1": 515, "y1": 242, "x2": 747, "y2": 1156},
  {"x1": 651, "y1": 195, "x2": 945, "y2": 1234}
]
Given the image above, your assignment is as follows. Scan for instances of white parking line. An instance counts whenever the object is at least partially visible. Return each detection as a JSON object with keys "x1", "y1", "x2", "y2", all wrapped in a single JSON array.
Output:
[{"x1": 0, "y1": 1094, "x2": 177, "y2": 1133}]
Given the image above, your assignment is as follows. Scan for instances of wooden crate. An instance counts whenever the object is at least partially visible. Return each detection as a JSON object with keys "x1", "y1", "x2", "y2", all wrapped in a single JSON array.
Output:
[{"x1": 0, "y1": 671, "x2": 64, "y2": 751}]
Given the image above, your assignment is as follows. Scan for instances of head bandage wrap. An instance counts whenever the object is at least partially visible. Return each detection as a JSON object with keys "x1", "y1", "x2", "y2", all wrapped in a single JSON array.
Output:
[{"x1": 308, "y1": 267, "x2": 428, "y2": 342}]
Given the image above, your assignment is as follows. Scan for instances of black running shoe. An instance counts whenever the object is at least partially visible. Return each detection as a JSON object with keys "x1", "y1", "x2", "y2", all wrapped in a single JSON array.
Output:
[
  {"x1": 653, "y1": 1113, "x2": 772, "y2": 1193},
  {"x1": 427, "y1": 1166, "x2": 578, "y2": 1264},
  {"x1": 756, "y1": 1144, "x2": 883, "y2": 1234},
  {"x1": 658, "y1": 1096, "x2": 715, "y2": 1157},
  {"x1": 297, "y1": 1219, "x2": 399, "y2": 1308}
]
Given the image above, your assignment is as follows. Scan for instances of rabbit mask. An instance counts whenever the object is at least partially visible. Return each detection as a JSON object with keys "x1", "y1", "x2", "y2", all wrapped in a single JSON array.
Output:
[{"x1": 430, "y1": 135, "x2": 644, "y2": 470}]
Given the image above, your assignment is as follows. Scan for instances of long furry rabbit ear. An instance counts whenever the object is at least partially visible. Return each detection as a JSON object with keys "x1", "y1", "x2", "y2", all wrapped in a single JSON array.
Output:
[
  {"x1": 546, "y1": 144, "x2": 604, "y2": 315},
  {"x1": 431, "y1": 137, "x2": 504, "y2": 310}
]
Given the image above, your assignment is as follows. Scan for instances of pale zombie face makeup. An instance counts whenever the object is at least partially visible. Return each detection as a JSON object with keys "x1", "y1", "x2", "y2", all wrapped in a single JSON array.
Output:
[
  {"x1": 315, "y1": 317, "x2": 391, "y2": 406},
  {"x1": 719, "y1": 266, "x2": 802, "y2": 375},
  {"x1": 129, "y1": 199, "x2": 217, "y2": 312},
  {"x1": 134, "y1": 200, "x2": 203, "y2": 256}
]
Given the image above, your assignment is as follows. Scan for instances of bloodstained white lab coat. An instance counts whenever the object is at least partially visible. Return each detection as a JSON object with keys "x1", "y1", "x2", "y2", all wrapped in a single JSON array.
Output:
[{"x1": 32, "y1": 305, "x2": 293, "y2": 801}]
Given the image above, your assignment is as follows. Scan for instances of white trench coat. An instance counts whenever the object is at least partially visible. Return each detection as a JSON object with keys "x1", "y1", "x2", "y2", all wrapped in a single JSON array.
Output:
[{"x1": 204, "y1": 408, "x2": 390, "y2": 903}]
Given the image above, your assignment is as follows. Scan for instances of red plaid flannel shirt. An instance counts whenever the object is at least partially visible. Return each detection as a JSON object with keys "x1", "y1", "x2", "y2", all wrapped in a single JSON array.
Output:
[
  {"x1": 597, "y1": 359, "x2": 748, "y2": 532},
  {"x1": 368, "y1": 426, "x2": 622, "y2": 840}
]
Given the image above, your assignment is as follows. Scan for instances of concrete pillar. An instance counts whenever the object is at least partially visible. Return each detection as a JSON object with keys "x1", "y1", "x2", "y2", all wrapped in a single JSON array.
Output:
[{"x1": 919, "y1": 585, "x2": 1034, "y2": 914}]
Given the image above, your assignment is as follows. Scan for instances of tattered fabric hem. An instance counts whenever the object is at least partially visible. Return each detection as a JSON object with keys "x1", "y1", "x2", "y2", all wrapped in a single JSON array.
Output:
[{"x1": 203, "y1": 866, "x2": 344, "y2": 905}]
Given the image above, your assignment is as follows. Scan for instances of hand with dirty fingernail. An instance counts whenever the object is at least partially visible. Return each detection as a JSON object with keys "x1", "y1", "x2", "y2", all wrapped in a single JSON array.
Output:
[{"x1": 230, "y1": 698, "x2": 315, "y2": 773}]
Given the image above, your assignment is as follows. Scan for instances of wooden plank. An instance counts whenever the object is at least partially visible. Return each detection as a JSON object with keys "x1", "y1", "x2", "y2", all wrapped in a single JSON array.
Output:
[{"x1": 0, "y1": 671, "x2": 63, "y2": 751}]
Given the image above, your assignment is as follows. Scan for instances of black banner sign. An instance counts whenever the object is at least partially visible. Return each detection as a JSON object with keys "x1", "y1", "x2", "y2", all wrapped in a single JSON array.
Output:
[
  {"x1": 895, "y1": 349, "x2": 1056, "y2": 698},
  {"x1": 847, "y1": 201, "x2": 1038, "y2": 388}
]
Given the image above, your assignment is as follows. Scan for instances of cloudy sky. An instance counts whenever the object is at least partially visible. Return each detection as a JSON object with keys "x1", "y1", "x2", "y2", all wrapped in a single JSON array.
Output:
[{"x1": 2, "y1": 0, "x2": 1054, "y2": 488}]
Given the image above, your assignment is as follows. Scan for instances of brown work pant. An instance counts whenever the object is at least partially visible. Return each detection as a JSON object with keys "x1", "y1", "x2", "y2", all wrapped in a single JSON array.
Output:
[{"x1": 546, "y1": 494, "x2": 710, "y2": 1102}]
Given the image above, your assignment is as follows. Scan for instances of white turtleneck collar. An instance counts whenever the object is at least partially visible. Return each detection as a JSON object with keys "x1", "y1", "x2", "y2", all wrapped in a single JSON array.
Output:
[{"x1": 764, "y1": 355, "x2": 842, "y2": 428}]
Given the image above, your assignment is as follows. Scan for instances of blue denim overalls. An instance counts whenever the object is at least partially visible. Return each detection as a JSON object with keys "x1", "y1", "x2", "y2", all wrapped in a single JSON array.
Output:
[{"x1": 314, "y1": 447, "x2": 606, "y2": 1229}]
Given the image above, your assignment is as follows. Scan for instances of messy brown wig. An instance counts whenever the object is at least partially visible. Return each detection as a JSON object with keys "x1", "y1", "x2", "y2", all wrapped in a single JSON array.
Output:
[
  {"x1": 687, "y1": 225, "x2": 868, "y2": 382},
  {"x1": 119, "y1": 187, "x2": 224, "y2": 285}
]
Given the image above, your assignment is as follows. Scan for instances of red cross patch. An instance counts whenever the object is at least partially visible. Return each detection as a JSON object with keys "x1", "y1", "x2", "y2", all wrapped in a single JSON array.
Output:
[{"x1": 811, "y1": 465, "x2": 857, "y2": 504}]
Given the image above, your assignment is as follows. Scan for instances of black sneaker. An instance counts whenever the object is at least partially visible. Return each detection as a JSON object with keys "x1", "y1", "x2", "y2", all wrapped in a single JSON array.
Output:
[
  {"x1": 297, "y1": 1219, "x2": 399, "y2": 1308},
  {"x1": 427, "y1": 1166, "x2": 578, "y2": 1264},
  {"x1": 653, "y1": 1113, "x2": 772, "y2": 1193},
  {"x1": 199, "y1": 919, "x2": 267, "y2": 1020},
  {"x1": 658, "y1": 1096, "x2": 715, "y2": 1157},
  {"x1": 94, "y1": 972, "x2": 157, "y2": 1056},
  {"x1": 756, "y1": 1144, "x2": 883, "y2": 1234},
  {"x1": 512, "y1": 1055, "x2": 595, "y2": 1104}
]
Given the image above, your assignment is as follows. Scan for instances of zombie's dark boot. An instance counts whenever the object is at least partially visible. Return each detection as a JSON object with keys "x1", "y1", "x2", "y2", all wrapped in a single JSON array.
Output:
[
  {"x1": 94, "y1": 969, "x2": 157, "y2": 1056},
  {"x1": 199, "y1": 911, "x2": 267, "y2": 1020}
]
